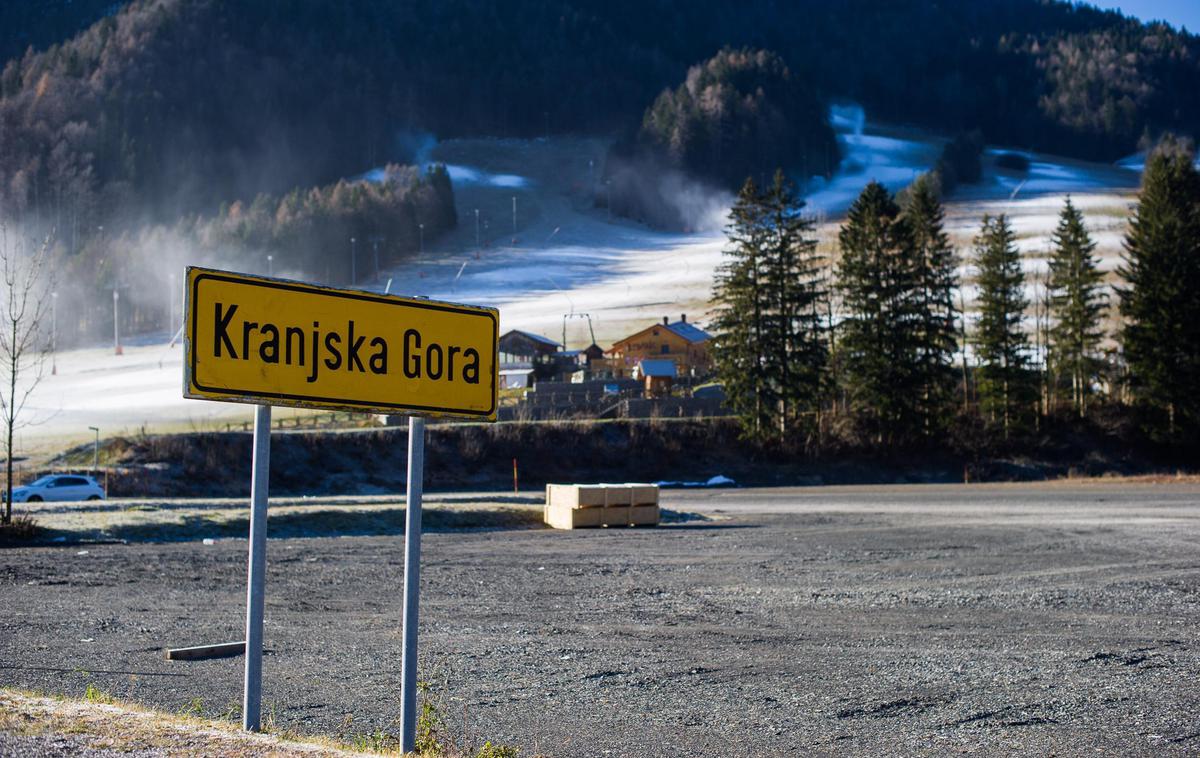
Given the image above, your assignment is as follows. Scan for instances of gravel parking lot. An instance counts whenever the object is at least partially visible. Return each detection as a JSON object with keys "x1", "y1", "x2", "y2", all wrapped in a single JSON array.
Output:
[{"x1": 2, "y1": 482, "x2": 1198, "y2": 756}]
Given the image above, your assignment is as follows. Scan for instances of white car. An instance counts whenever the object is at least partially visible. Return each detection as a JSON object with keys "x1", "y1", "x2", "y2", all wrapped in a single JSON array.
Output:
[{"x1": 5, "y1": 475, "x2": 105, "y2": 503}]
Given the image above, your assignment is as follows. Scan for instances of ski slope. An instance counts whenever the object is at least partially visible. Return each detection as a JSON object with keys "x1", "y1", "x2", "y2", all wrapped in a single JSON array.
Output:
[{"x1": 23, "y1": 108, "x2": 1145, "y2": 447}]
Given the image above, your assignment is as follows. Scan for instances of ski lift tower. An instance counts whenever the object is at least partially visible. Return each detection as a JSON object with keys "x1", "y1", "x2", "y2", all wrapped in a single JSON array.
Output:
[{"x1": 562, "y1": 312, "x2": 597, "y2": 351}]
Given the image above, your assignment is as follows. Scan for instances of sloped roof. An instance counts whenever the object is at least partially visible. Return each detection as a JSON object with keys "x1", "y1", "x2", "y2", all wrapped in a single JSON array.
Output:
[
  {"x1": 664, "y1": 320, "x2": 711, "y2": 343},
  {"x1": 610, "y1": 320, "x2": 712, "y2": 352},
  {"x1": 500, "y1": 329, "x2": 561, "y2": 348},
  {"x1": 636, "y1": 359, "x2": 677, "y2": 378}
]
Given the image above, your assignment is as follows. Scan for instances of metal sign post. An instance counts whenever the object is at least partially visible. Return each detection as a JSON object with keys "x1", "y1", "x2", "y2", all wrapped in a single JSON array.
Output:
[
  {"x1": 242, "y1": 403, "x2": 272, "y2": 731},
  {"x1": 399, "y1": 416, "x2": 426, "y2": 752},
  {"x1": 180, "y1": 266, "x2": 497, "y2": 736}
]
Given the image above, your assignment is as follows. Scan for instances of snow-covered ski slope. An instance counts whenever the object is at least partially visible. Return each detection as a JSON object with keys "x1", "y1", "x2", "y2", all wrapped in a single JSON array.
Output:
[{"x1": 25, "y1": 106, "x2": 1143, "y2": 446}]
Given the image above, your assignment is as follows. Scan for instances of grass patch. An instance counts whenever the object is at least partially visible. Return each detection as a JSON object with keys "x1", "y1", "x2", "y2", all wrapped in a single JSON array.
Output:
[
  {"x1": 82, "y1": 684, "x2": 114, "y2": 705},
  {"x1": 0, "y1": 687, "x2": 528, "y2": 756}
]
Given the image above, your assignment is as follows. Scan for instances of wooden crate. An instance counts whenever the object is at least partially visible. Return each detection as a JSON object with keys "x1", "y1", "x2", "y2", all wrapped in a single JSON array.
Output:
[{"x1": 544, "y1": 483, "x2": 660, "y2": 529}]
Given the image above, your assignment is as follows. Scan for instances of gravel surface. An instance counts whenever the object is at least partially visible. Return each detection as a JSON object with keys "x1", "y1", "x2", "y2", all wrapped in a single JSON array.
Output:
[{"x1": 2, "y1": 482, "x2": 1199, "y2": 756}]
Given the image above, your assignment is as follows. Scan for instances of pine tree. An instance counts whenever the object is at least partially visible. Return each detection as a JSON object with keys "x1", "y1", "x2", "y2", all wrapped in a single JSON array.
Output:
[
  {"x1": 835, "y1": 181, "x2": 921, "y2": 444},
  {"x1": 1118, "y1": 136, "x2": 1200, "y2": 436},
  {"x1": 1047, "y1": 197, "x2": 1107, "y2": 417},
  {"x1": 902, "y1": 174, "x2": 960, "y2": 434},
  {"x1": 713, "y1": 173, "x2": 828, "y2": 442},
  {"x1": 760, "y1": 169, "x2": 827, "y2": 436},
  {"x1": 712, "y1": 178, "x2": 773, "y2": 438},
  {"x1": 971, "y1": 214, "x2": 1034, "y2": 436}
]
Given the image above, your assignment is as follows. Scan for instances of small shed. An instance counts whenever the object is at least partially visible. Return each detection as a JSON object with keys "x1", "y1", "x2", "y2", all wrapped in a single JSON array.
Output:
[
  {"x1": 633, "y1": 359, "x2": 677, "y2": 398},
  {"x1": 500, "y1": 366, "x2": 536, "y2": 389}
]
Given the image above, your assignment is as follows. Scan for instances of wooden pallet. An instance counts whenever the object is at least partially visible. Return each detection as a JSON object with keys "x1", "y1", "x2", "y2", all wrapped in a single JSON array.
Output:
[{"x1": 544, "y1": 483, "x2": 660, "y2": 529}]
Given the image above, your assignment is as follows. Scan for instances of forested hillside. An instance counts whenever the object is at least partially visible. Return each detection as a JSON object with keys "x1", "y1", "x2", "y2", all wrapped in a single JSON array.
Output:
[
  {"x1": 1, "y1": 0, "x2": 1197, "y2": 229},
  {"x1": 0, "y1": 0, "x2": 1197, "y2": 343}
]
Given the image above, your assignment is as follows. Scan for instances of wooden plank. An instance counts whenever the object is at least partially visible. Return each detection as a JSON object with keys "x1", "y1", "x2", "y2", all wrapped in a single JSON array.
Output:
[{"x1": 164, "y1": 641, "x2": 246, "y2": 661}]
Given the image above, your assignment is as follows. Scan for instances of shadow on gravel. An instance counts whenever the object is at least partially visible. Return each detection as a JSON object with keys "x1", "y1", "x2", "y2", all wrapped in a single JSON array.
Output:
[
  {"x1": 3, "y1": 506, "x2": 727, "y2": 545},
  {"x1": 0, "y1": 664, "x2": 188, "y2": 678},
  {"x1": 20, "y1": 506, "x2": 546, "y2": 545},
  {"x1": 658, "y1": 522, "x2": 758, "y2": 531}
]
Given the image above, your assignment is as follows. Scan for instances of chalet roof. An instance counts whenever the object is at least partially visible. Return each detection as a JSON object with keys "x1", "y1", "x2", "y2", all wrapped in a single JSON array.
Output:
[
  {"x1": 664, "y1": 320, "x2": 711, "y2": 343},
  {"x1": 636, "y1": 360, "x2": 677, "y2": 378},
  {"x1": 611, "y1": 320, "x2": 711, "y2": 350},
  {"x1": 500, "y1": 329, "x2": 561, "y2": 349}
]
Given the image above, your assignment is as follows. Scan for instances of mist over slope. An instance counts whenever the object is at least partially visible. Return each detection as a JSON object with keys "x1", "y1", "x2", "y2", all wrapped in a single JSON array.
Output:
[{"x1": 0, "y1": 0, "x2": 1195, "y2": 348}]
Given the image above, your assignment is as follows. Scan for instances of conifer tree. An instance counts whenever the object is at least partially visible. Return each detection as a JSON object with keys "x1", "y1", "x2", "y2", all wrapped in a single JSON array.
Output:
[
  {"x1": 1118, "y1": 136, "x2": 1200, "y2": 436},
  {"x1": 1047, "y1": 197, "x2": 1106, "y2": 417},
  {"x1": 713, "y1": 173, "x2": 828, "y2": 441},
  {"x1": 902, "y1": 174, "x2": 960, "y2": 434},
  {"x1": 971, "y1": 214, "x2": 1034, "y2": 436},
  {"x1": 835, "y1": 181, "x2": 921, "y2": 443},
  {"x1": 712, "y1": 178, "x2": 773, "y2": 438},
  {"x1": 760, "y1": 169, "x2": 827, "y2": 436}
]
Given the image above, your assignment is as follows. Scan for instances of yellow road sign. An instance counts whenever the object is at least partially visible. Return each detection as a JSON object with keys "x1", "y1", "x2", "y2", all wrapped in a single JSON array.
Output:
[{"x1": 184, "y1": 267, "x2": 498, "y2": 419}]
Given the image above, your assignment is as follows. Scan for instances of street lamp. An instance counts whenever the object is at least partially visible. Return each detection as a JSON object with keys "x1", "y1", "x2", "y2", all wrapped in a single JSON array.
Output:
[
  {"x1": 267, "y1": 254, "x2": 273, "y2": 277},
  {"x1": 512, "y1": 196, "x2": 517, "y2": 235},
  {"x1": 88, "y1": 426, "x2": 99, "y2": 475},
  {"x1": 474, "y1": 209, "x2": 480, "y2": 248},
  {"x1": 350, "y1": 237, "x2": 357, "y2": 285},
  {"x1": 418, "y1": 224, "x2": 424, "y2": 255},
  {"x1": 50, "y1": 291, "x2": 57, "y2": 375}
]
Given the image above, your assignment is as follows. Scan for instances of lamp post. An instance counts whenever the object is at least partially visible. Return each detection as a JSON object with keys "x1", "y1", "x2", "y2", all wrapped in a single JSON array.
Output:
[
  {"x1": 418, "y1": 224, "x2": 424, "y2": 255},
  {"x1": 350, "y1": 237, "x2": 357, "y2": 285},
  {"x1": 50, "y1": 291, "x2": 57, "y2": 375},
  {"x1": 512, "y1": 196, "x2": 517, "y2": 235},
  {"x1": 267, "y1": 255, "x2": 273, "y2": 277},
  {"x1": 88, "y1": 426, "x2": 99, "y2": 475},
  {"x1": 474, "y1": 209, "x2": 480, "y2": 249}
]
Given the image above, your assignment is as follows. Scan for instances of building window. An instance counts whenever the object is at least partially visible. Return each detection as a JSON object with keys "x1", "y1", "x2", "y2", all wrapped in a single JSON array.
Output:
[{"x1": 661, "y1": 344, "x2": 669, "y2": 354}]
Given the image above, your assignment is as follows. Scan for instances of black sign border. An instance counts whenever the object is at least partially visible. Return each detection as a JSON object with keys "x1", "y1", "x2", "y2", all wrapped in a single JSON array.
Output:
[{"x1": 187, "y1": 269, "x2": 498, "y2": 418}]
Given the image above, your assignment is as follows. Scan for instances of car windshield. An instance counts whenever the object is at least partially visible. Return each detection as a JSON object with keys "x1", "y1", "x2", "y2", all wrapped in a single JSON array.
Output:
[{"x1": 28, "y1": 476, "x2": 56, "y2": 487}]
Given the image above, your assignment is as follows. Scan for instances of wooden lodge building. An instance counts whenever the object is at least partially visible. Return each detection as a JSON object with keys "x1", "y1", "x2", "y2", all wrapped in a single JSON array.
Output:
[{"x1": 605, "y1": 315, "x2": 712, "y2": 379}]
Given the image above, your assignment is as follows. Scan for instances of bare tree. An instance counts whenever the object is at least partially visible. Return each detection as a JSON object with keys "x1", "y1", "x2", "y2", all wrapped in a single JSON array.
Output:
[{"x1": 0, "y1": 226, "x2": 52, "y2": 524}]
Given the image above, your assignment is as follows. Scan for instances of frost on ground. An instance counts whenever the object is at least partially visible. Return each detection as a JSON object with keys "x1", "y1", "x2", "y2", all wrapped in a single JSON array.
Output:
[
  {"x1": 25, "y1": 107, "x2": 1144, "y2": 445},
  {"x1": 14, "y1": 494, "x2": 544, "y2": 542}
]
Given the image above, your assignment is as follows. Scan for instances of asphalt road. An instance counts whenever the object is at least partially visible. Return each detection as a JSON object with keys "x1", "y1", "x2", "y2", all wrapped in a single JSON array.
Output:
[{"x1": 2, "y1": 482, "x2": 1199, "y2": 756}]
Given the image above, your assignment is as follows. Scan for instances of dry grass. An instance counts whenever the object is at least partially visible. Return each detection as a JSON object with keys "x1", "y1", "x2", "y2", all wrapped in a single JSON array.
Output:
[
  {"x1": 1052, "y1": 471, "x2": 1200, "y2": 485},
  {"x1": 0, "y1": 689, "x2": 371, "y2": 756},
  {"x1": 1, "y1": 688, "x2": 526, "y2": 757}
]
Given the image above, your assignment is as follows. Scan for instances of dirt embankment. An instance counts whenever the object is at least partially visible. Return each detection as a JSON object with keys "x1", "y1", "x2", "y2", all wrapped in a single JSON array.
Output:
[{"x1": 41, "y1": 417, "x2": 1192, "y2": 499}]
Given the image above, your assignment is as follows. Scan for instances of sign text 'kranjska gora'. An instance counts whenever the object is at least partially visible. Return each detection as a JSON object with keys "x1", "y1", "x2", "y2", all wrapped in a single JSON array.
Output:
[{"x1": 184, "y1": 267, "x2": 498, "y2": 418}]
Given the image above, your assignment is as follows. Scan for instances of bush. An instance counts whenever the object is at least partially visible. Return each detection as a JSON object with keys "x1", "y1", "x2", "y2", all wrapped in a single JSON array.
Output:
[{"x1": 0, "y1": 514, "x2": 42, "y2": 543}]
